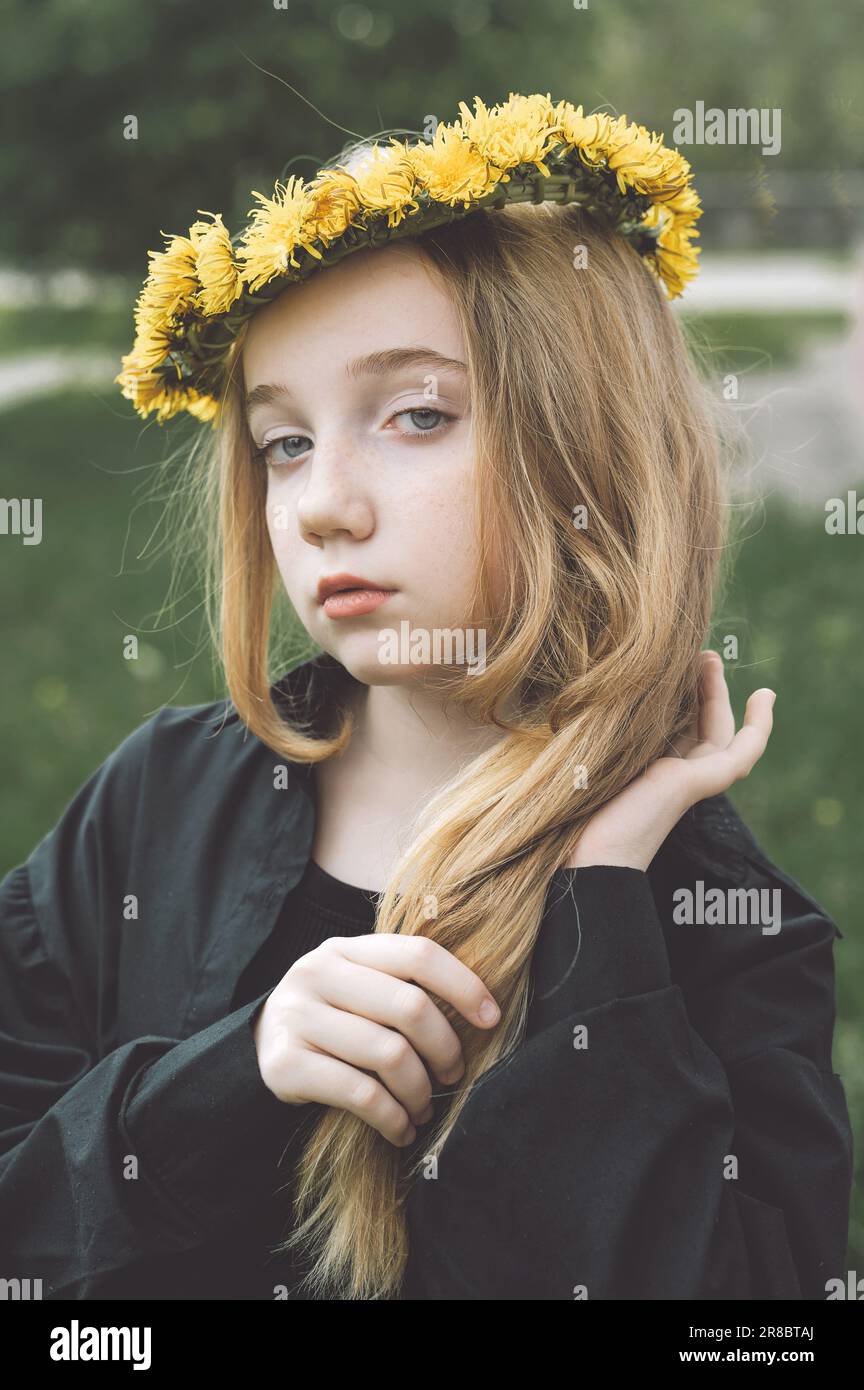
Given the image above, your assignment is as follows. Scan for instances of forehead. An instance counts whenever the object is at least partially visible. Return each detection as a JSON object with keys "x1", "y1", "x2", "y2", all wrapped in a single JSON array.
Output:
[{"x1": 241, "y1": 243, "x2": 463, "y2": 384}]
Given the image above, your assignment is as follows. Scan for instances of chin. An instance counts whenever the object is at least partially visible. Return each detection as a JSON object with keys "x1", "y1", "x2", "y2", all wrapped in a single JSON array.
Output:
[
  {"x1": 318, "y1": 633, "x2": 405, "y2": 687},
  {"x1": 325, "y1": 633, "x2": 449, "y2": 689}
]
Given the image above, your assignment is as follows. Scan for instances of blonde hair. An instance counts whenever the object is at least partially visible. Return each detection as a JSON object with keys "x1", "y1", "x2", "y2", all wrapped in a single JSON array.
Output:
[{"x1": 204, "y1": 200, "x2": 727, "y2": 1298}]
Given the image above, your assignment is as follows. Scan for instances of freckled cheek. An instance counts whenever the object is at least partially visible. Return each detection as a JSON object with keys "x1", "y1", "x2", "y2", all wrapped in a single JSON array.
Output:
[
  {"x1": 264, "y1": 479, "x2": 295, "y2": 569},
  {"x1": 396, "y1": 473, "x2": 480, "y2": 603},
  {"x1": 264, "y1": 489, "x2": 279, "y2": 535},
  {"x1": 397, "y1": 438, "x2": 475, "y2": 530}
]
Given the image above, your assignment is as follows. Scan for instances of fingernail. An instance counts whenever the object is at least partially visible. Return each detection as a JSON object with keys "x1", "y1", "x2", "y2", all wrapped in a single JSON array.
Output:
[{"x1": 478, "y1": 998, "x2": 500, "y2": 1024}]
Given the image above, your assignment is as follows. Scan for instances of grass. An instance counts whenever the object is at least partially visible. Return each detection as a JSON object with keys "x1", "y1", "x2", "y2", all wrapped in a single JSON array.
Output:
[
  {"x1": 680, "y1": 310, "x2": 850, "y2": 371},
  {"x1": 0, "y1": 390, "x2": 220, "y2": 870},
  {"x1": 1, "y1": 386, "x2": 862, "y2": 1264},
  {"x1": 713, "y1": 505, "x2": 864, "y2": 1264},
  {"x1": 0, "y1": 305, "x2": 133, "y2": 356}
]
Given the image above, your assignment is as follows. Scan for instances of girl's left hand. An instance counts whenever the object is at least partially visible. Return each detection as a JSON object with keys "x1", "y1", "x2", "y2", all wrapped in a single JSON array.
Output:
[{"x1": 563, "y1": 651, "x2": 776, "y2": 872}]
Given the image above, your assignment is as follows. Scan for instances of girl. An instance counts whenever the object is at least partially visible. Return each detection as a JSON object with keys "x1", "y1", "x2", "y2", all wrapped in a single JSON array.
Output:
[{"x1": 0, "y1": 95, "x2": 852, "y2": 1301}]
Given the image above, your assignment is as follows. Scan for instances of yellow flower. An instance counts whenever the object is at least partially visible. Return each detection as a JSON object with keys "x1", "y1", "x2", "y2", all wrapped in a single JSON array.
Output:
[
  {"x1": 115, "y1": 352, "x2": 218, "y2": 423},
  {"x1": 306, "y1": 169, "x2": 364, "y2": 242},
  {"x1": 409, "y1": 123, "x2": 503, "y2": 206},
  {"x1": 635, "y1": 200, "x2": 701, "y2": 299},
  {"x1": 115, "y1": 358, "x2": 173, "y2": 418},
  {"x1": 606, "y1": 124, "x2": 690, "y2": 199},
  {"x1": 661, "y1": 182, "x2": 702, "y2": 217},
  {"x1": 236, "y1": 176, "x2": 320, "y2": 292},
  {"x1": 133, "y1": 233, "x2": 199, "y2": 334},
  {"x1": 327, "y1": 140, "x2": 420, "y2": 229},
  {"x1": 653, "y1": 220, "x2": 701, "y2": 299},
  {"x1": 457, "y1": 92, "x2": 559, "y2": 172},
  {"x1": 184, "y1": 389, "x2": 220, "y2": 423},
  {"x1": 121, "y1": 317, "x2": 175, "y2": 374},
  {"x1": 551, "y1": 102, "x2": 617, "y2": 165},
  {"x1": 189, "y1": 211, "x2": 243, "y2": 316},
  {"x1": 640, "y1": 202, "x2": 672, "y2": 234}
]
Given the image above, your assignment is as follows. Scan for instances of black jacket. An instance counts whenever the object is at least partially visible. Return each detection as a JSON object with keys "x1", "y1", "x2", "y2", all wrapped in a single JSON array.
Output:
[{"x1": 0, "y1": 652, "x2": 853, "y2": 1299}]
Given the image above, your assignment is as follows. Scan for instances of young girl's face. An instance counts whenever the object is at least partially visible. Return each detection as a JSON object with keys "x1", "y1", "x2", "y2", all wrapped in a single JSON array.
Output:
[{"x1": 242, "y1": 243, "x2": 486, "y2": 688}]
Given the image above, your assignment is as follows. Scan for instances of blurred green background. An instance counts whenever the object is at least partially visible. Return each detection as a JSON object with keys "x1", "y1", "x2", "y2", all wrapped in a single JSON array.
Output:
[{"x1": 1, "y1": 0, "x2": 861, "y2": 1272}]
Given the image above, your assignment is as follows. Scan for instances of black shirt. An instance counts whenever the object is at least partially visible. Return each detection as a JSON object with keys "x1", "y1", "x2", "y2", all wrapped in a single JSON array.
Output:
[
  {"x1": 61, "y1": 856, "x2": 382, "y2": 1301},
  {"x1": 234, "y1": 856, "x2": 380, "y2": 1009},
  {"x1": 0, "y1": 651, "x2": 853, "y2": 1300}
]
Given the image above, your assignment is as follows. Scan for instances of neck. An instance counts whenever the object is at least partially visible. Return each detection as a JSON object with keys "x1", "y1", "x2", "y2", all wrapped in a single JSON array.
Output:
[
  {"x1": 350, "y1": 678, "x2": 513, "y2": 801},
  {"x1": 309, "y1": 670, "x2": 522, "y2": 892}
]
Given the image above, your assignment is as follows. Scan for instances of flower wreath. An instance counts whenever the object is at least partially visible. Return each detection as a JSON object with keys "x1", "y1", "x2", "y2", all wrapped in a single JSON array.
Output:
[{"x1": 116, "y1": 92, "x2": 702, "y2": 425}]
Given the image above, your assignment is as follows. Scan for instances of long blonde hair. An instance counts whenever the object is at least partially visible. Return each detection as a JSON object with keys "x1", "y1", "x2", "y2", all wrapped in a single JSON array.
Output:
[{"x1": 206, "y1": 199, "x2": 726, "y2": 1298}]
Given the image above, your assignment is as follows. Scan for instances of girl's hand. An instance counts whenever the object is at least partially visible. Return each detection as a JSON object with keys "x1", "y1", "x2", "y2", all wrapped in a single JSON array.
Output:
[
  {"x1": 563, "y1": 651, "x2": 776, "y2": 873},
  {"x1": 253, "y1": 934, "x2": 501, "y2": 1147}
]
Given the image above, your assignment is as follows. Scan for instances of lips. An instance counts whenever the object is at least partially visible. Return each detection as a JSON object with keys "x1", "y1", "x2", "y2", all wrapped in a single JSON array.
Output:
[
  {"x1": 317, "y1": 572, "x2": 393, "y2": 604},
  {"x1": 321, "y1": 588, "x2": 395, "y2": 619}
]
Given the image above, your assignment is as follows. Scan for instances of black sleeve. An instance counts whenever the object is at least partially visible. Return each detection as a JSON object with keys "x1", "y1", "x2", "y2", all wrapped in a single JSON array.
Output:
[
  {"x1": 0, "y1": 744, "x2": 315, "y2": 1299},
  {"x1": 403, "y1": 845, "x2": 853, "y2": 1301}
]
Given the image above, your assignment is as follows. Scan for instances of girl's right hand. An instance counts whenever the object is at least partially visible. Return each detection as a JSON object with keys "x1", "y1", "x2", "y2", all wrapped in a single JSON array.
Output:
[{"x1": 252, "y1": 934, "x2": 501, "y2": 1148}]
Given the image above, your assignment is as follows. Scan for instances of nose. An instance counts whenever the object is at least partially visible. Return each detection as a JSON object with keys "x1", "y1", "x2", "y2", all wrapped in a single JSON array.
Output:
[{"x1": 290, "y1": 432, "x2": 376, "y2": 543}]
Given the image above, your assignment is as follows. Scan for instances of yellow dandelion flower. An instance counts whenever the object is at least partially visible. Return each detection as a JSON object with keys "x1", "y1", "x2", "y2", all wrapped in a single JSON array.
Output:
[
  {"x1": 409, "y1": 124, "x2": 503, "y2": 207},
  {"x1": 662, "y1": 182, "x2": 702, "y2": 218},
  {"x1": 633, "y1": 199, "x2": 700, "y2": 300},
  {"x1": 115, "y1": 358, "x2": 173, "y2": 417},
  {"x1": 120, "y1": 317, "x2": 175, "y2": 374},
  {"x1": 133, "y1": 233, "x2": 199, "y2": 333},
  {"x1": 606, "y1": 125, "x2": 689, "y2": 199},
  {"x1": 115, "y1": 353, "x2": 219, "y2": 423},
  {"x1": 640, "y1": 202, "x2": 672, "y2": 234},
  {"x1": 184, "y1": 389, "x2": 220, "y2": 423},
  {"x1": 457, "y1": 92, "x2": 558, "y2": 172},
  {"x1": 653, "y1": 221, "x2": 701, "y2": 299},
  {"x1": 236, "y1": 176, "x2": 319, "y2": 292},
  {"x1": 189, "y1": 211, "x2": 243, "y2": 316},
  {"x1": 329, "y1": 140, "x2": 420, "y2": 229},
  {"x1": 306, "y1": 169, "x2": 364, "y2": 242},
  {"x1": 552, "y1": 102, "x2": 618, "y2": 166}
]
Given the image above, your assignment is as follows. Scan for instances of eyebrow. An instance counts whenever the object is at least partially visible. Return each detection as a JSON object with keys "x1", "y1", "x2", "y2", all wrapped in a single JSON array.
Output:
[{"x1": 244, "y1": 347, "x2": 467, "y2": 417}]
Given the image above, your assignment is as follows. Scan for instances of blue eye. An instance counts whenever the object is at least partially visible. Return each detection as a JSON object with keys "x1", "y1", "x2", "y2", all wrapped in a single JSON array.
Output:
[
  {"x1": 255, "y1": 434, "x2": 311, "y2": 467},
  {"x1": 397, "y1": 408, "x2": 444, "y2": 432},
  {"x1": 252, "y1": 406, "x2": 455, "y2": 467}
]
